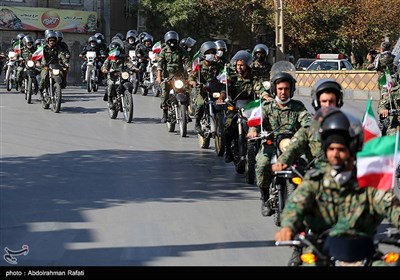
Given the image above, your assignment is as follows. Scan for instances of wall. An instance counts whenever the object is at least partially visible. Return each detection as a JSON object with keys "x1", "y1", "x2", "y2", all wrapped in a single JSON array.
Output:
[{"x1": 295, "y1": 70, "x2": 380, "y2": 101}]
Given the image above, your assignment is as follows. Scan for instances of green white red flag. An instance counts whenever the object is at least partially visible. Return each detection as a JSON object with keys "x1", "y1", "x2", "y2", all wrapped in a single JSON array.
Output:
[
  {"x1": 108, "y1": 48, "x2": 118, "y2": 61},
  {"x1": 362, "y1": 98, "x2": 381, "y2": 143},
  {"x1": 152, "y1": 41, "x2": 162, "y2": 54},
  {"x1": 13, "y1": 40, "x2": 21, "y2": 54},
  {"x1": 31, "y1": 45, "x2": 44, "y2": 61},
  {"x1": 191, "y1": 50, "x2": 200, "y2": 72},
  {"x1": 217, "y1": 67, "x2": 228, "y2": 84},
  {"x1": 242, "y1": 99, "x2": 262, "y2": 127},
  {"x1": 378, "y1": 67, "x2": 393, "y2": 93},
  {"x1": 357, "y1": 133, "x2": 400, "y2": 191}
]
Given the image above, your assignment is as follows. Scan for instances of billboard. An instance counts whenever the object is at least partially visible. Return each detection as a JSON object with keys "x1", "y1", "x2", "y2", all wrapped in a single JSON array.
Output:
[{"x1": 0, "y1": 6, "x2": 97, "y2": 33}]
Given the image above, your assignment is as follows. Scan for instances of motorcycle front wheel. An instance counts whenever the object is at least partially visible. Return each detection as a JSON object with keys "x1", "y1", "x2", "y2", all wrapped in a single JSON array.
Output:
[
  {"x1": 214, "y1": 114, "x2": 225, "y2": 157},
  {"x1": 86, "y1": 70, "x2": 91, "y2": 92},
  {"x1": 26, "y1": 77, "x2": 32, "y2": 104},
  {"x1": 122, "y1": 90, "x2": 134, "y2": 123},
  {"x1": 179, "y1": 103, "x2": 187, "y2": 137},
  {"x1": 5, "y1": 67, "x2": 12, "y2": 91},
  {"x1": 51, "y1": 83, "x2": 62, "y2": 113},
  {"x1": 245, "y1": 142, "x2": 256, "y2": 184}
]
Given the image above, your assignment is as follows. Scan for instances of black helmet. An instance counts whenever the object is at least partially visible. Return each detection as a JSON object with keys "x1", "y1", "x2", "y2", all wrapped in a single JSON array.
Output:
[
  {"x1": 114, "y1": 33, "x2": 125, "y2": 41},
  {"x1": 143, "y1": 34, "x2": 153, "y2": 44},
  {"x1": 252, "y1": 44, "x2": 269, "y2": 57},
  {"x1": 94, "y1": 33, "x2": 105, "y2": 43},
  {"x1": 230, "y1": 50, "x2": 253, "y2": 68},
  {"x1": 271, "y1": 72, "x2": 296, "y2": 98},
  {"x1": 17, "y1": 33, "x2": 26, "y2": 40},
  {"x1": 126, "y1": 30, "x2": 138, "y2": 40},
  {"x1": 88, "y1": 36, "x2": 97, "y2": 44},
  {"x1": 109, "y1": 41, "x2": 123, "y2": 51},
  {"x1": 22, "y1": 35, "x2": 34, "y2": 48},
  {"x1": 34, "y1": 39, "x2": 42, "y2": 47},
  {"x1": 200, "y1": 41, "x2": 217, "y2": 57},
  {"x1": 45, "y1": 31, "x2": 57, "y2": 42},
  {"x1": 164, "y1": 31, "x2": 179, "y2": 43},
  {"x1": 215, "y1": 40, "x2": 227, "y2": 51},
  {"x1": 180, "y1": 37, "x2": 197, "y2": 50},
  {"x1": 55, "y1": 31, "x2": 63, "y2": 42},
  {"x1": 44, "y1": 30, "x2": 54, "y2": 37},
  {"x1": 319, "y1": 109, "x2": 363, "y2": 156},
  {"x1": 138, "y1": 32, "x2": 149, "y2": 43},
  {"x1": 311, "y1": 79, "x2": 344, "y2": 110}
]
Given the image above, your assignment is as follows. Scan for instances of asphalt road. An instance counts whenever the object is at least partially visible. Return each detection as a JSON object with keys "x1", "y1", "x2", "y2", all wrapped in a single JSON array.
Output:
[{"x1": 0, "y1": 85, "x2": 390, "y2": 268}]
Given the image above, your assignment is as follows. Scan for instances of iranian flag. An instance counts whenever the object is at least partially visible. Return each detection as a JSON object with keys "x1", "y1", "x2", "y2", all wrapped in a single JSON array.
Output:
[
  {"x1": 217, "y1": 67, "x2": 228, "y2": 84},
  {"x1": 13, "y1": 40, "x2": 21, "y2": 54},
  {"x1": 152, "y1": 41, "x2": 162, "y2": 54},
  {"x1": 357, "y1": 133, "x2": 400, "y2": 191},
  {"x1": 191, "y1": 50, "x2": 200, "y2": 72},
  {"x1": 108, "y1": 48, "x2": 118, "y2": 61},
  {"x1": 242, "y1": 99, "x2": 262, "y2": 127},
  {"x1": 379, "y1": 67, "x2": 393, "y2": 93},
  {"x1": 362, "y1": 98, "x2": 381, "y2": 143},
  {"x1": 31, "y1": 45, "x2": 44, "y2": 61}
]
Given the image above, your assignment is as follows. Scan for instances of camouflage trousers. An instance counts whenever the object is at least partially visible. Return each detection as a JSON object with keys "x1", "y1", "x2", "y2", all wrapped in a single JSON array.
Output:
[
  {"x1": 255, "y1": 143, "x2": 275, "y2": 191},
  {"x1": 160, "y1": 81, "x2": 173, "y2": 109}
]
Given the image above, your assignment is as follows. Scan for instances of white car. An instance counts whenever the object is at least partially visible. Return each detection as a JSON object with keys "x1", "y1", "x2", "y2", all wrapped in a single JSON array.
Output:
[{"x1": 306, "y1": 54, "x2": 354, "y2": 71}]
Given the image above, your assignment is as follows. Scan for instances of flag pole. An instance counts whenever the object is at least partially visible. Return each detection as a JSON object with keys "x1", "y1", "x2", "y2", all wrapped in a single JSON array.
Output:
[{"x1": 392, "y1": 128, "x2": 400, "y2": 189}]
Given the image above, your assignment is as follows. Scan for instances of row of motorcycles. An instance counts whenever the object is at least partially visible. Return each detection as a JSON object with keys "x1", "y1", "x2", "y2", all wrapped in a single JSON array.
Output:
[{"x1": 3, "y1": 50, "x2": 65, "y2": 113}]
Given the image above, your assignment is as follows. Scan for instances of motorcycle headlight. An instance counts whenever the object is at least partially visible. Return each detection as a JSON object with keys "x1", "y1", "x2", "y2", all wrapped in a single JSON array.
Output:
[
  {"x1": 300, "y1": 253, "x2": 317, "y2": 264},
  {"x1": 121, "y1": 71, "x2": 130, "y2": 80},
  {"x1": 212, "y1": 92, "x2": 221, "y2": 98},
  {"x1": 8, "y1": 51, "x2": 16, "y2": 59},
  {"x1": 174, "y1": 79, "x2": 184, "y2": 89},
  {"x1": 291, "y1": 177, "x2": 302, "y2": 185},
  {"x1": 52, "y1": 69, "x2": 60, "y2": 75},
  {"x1": 27, "y1": 60, "x2": 35, "y2": 68},
  {"x1": 279, "y1": 138, "x2": 291, "y2": 153},
  {"x1": 383, "y1": 252, "x2": 400, "y2": 264}
]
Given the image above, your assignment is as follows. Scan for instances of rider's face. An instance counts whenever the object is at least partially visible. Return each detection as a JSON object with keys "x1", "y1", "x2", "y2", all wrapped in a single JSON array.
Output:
[
  {"x1": 48, "y1": 38, "x2": 56, "y2": 47},
  {"x1": 326, "y1": 143, "x2": 350, "y2": 167},
  {"x1": 236, "y1": 60, "x2": 248, "y2": 75},
  {"x1": 319, "y1": 92, "x2": 337, "y2": 108},
  {"x1": 275, "y1": 81, "x2": 291, "y2": 101}
]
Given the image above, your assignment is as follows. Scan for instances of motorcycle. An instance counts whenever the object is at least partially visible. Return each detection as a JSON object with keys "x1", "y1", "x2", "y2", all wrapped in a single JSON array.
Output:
[
  {"x1": 197, "y1": 82, "x2": 226, "y2": 156},
  {"x1": 268, "y1": 131, "x2": 307, "y2": 226},
  {"x1": 23, "y1": 60, "x2": 40, "y2": 104},
  {"x1": 128, "y1": 50, "x2": 140, "y2": 95},
  {"x1": 225, "y1": 98, "x2": 253, "y2": 174},
  {"x1": 85, "y1": 51, "x2": 100, "y2": 93},
  {"x1": 107, "y1": 68, "x2": 134, "y2": 123},
  {"x1": 138, "y1": 50, "x2": 160, "y2": 97},
  {"x1": 275, "y1": 229, "x2": 400, "y2": 266},
  {"x1": 4, "y1": 51, "x2": 19, "y2": 92},
  {"x1": 165, "y1": 75, "x2": 190, "y2": 137},
  {"x1": 41, "y1": 63, "x2": 64, "y2": 113}
]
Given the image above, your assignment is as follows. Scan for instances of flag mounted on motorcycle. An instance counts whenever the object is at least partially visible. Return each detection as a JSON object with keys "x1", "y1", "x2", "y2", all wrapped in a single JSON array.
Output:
[
  {"x1": 152, "y1": 41, "x2": 162, "y2": 54},
  {"x1": 31, "y1": 45, "x2": 44, "y2": 61},
  {"x1": 242, "y1": 99, "x2": 262, "y2": 127},
  {"x1": 108, "y1": 48, "x2": 118, "y2": 61},
  {"x1": 361, "y1": 98, "x2": 381, "y2": 143},
  {"x1": 192, "y1": 50, "x2": 200, "y2": 72},
  {"x1": 13, "y1": 40, "x2": 21, "y2": 54},
  {"x1": 217, "y1": 67, "x2": 228, "y2": 84}
]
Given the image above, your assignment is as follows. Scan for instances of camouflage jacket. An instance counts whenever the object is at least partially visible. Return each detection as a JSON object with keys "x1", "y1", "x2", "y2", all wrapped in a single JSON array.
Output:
[
  {"x1": 281, "y1": 165, "x2": 400, "y2": 237},
  {"x1": 377, "y1": 86, "x2": 400, "y2": 135},
  {"x1": 277, "y1": 117, "x2": 325, "y2": 167},
  {"x1": 251, "y1": 60, "x2": 271, "y2": 81},
  {"x1": 157, "y1": 45, "x2": 190, "y2": 78},
  {"x1": 227, "y1": 71, "x2": 267, "y2": 101},
  {"x1": 41, "y1": 44, "x2": 68, "y2": 67},
  {"x1": 249, "y1": 99, "x2": 311, "y2": 138},
  {"x1": 101, "y1": 57, "x2": 134, "y2": 79},
  {"x1": 188, "y1": 60, "x2": 223, "y2": 84},
  {"x1": 20, "y1": 46, "x2": 37, "y2": 62},
  {"x1": 374, "y1": 51, "x2": 396, "y2": 77}
]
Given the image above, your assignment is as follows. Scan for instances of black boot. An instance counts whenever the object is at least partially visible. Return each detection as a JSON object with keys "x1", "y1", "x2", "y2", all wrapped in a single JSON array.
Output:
[
  {"x1": 288, "y1": 246, "x2": 303, "y2": 266},
  {"x1": 225, "y1": 145, "x2": 233, "y2": 163},
  {"x1": 161, "y1": 109, "x2": 168, "y2": 123},
  {"x1": 260, "y1": 188, "x2": 274, "y2": 217}
]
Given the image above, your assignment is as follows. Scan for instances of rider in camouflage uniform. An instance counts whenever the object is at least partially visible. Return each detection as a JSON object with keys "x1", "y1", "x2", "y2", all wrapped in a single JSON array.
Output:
[
  {"x1": 156, "y1": 31, "x2": 191, "y2": 123},
  {"x1": 223, "y1": 50, "x2": 268, "y2": 163},
  {"x1": 188, "y1": 41, "x2": 223, "y2": 133},
  {"x1": 251, "y1": 44, "x2": 271, "y2": 83},
  {"x1": 275, "y1": 109, "x2": 400, "y2": 266},
  {"x1": 247, "y1": 71, "x2": 310, "y2": 217},
  {"x1": 272, "y1": 79, "x2": 344, "y2": 172},
  {"x1": 38, "y1": 31, "x2": 69, "y2": 98},
  {"x1": 16, "y1": 35, "x2": 36, "y2": 92}
]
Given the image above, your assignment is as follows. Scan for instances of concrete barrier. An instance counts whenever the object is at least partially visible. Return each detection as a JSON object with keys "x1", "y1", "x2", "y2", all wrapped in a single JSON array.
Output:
[{"x1": 295, "y1": 70, "x2": 380, "y2": 100}]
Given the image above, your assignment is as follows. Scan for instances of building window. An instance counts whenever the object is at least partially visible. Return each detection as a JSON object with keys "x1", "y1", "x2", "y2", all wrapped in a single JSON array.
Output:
[{"x1": 60, "y1": 0, "x2": 83, "y2": 5}]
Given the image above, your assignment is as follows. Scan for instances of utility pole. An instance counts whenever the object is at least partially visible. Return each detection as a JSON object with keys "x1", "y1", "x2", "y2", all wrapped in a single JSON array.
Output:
[{"x1": 274, "y1": 0, "x2": 284, "y2": 62}]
